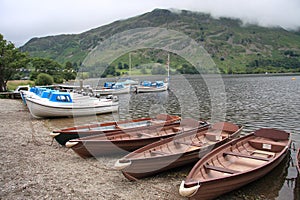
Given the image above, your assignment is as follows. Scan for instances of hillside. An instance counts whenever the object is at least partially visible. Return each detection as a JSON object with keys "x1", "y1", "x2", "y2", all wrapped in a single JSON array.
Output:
[{"x1": 20, "y1": 9, "x2": 300, "y2": 74}]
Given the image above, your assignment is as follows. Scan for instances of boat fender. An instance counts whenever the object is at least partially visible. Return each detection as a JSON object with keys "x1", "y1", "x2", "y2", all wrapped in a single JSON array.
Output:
[
  {"x1": 114, "y1": 159, "x2": 132, "y2": 170},
  {"x1": 65, "y1": 141, "x2": 79, "y2": 148},
  {"x1": 179, "y1": 181, "x2": 200, "y2": 197},
  {"x1": 49, "y1": 132, "x2": 60, "y2": 138},
  {"x1": 113, "y1": 95, "x2": 119, "y2": 102}
]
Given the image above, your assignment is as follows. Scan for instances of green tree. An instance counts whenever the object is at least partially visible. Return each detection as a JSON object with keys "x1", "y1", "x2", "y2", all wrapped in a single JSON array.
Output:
[
  {"x1": 35, "y1": 73, "x2": 54, "y2": 85},
  {"x1": 63, "y1": 61, "x2": 76, "y2": 81},
  {"x1": 0, "y1": 34, "x2": 29, "y2": 91},
  {"x1": 30, "y1": 57, "x2": 63, "y2": 83},
  {"x1": 118, "y1": 62, "x2": 123, "y2": 70}
]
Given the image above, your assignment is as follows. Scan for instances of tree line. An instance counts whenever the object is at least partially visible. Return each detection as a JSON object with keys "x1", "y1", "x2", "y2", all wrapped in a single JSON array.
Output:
[{"x1": 0, "y1": 34, "x2": 78, "y2": 92}]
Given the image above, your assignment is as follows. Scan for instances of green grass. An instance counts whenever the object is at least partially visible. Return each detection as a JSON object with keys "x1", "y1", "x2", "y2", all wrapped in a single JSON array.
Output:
[{"x1": 7, "y1": 80, "x2": 34, "y2": 91}]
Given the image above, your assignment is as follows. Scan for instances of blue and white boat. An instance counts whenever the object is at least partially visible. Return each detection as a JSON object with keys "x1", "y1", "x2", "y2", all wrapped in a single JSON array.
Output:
[
  {"x1": 93, "y1": 82, "x2": 130, "y2": 95},
  {"x1": 136, "y1": 80, "x2": 168, "y2": 93},
  {"x1": 25, "y1": 91, "x2": 118, "y2": 118},
  {"x1": 136, "y1": 54, "x2": 170, "y2": 93}
]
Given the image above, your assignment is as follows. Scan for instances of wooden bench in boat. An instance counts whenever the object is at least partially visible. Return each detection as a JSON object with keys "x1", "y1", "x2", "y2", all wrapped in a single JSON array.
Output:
[
  {"x1": 174, "y1": 140, "x2": 204, "y2": 147},
  {"x1": 223, "y1": 151, "x2": 270, "y2": 161},
  {"x1": 150, "y1": 150, "x2": 167, "y2": 156},
  {"x1": 137, "y1": 132, "x2": 154, "y2": 138},
  {"x1": 248, "y1": 139, "x2": 286, "y2": 152},
  {"x1": 205, "y1": 132, "x2": 223, "y2": 141},
  {"x1": 204, "y1": 164, "x2": 240, "y2": 174}
]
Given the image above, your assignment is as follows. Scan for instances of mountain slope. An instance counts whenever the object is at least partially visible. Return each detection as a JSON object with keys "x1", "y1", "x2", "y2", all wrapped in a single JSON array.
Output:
[{"x1": 20, "y1": 9, "x2": 300, "y2": 74}]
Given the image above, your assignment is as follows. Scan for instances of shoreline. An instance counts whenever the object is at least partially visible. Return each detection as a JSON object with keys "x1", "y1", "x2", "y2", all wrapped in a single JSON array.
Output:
[
  {"x1": 0, "y1": 99, "x2": 183, "y2": 200},
  {"x1": 1, "y1": 99, "x2": 295, "y2": 199}
]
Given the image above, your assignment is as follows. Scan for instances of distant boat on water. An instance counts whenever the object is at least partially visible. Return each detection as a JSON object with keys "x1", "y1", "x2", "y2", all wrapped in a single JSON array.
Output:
[
  {"x1": 93, "y1": 82, "x2": 130, "y2": 95},
  {"x1": 136, "y1": 80, "x2": 168, "y2": 93},
  {"x1": 136, "y1": 54, "x2": 170, "y2": 93}
]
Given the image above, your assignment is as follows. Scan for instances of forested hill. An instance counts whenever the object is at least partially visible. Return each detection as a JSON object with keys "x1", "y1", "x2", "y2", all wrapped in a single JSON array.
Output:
[{"x1": 20, "y1": 9, "x2": 300, "y2": 74}]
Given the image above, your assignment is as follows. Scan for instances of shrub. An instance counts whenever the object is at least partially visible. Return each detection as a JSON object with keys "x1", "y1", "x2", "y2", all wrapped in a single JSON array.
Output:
[{"x1": 35, "y1": 73, "x2": 54, "y2": 86}]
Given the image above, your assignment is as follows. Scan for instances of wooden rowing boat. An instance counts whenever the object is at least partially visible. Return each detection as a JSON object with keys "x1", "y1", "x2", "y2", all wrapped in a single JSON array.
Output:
[
  {"x1": 114, "y1": 122, "x2": 243, "y2": 181},
  {"x1": 65, "y1": 118, "x2": 209, "y2": 158},
  {"x1": 50, "y1": 114, "x2": 181, "y2": 145},
  {"x1": 179, "y1": 128, "x2": 291, "y2": 200}
]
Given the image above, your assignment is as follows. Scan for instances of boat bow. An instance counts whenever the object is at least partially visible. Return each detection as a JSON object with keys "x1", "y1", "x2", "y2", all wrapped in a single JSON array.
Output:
[
  {"x1": 114, "y1": 159, "x2": 132, "y2": 170},
  {"x1": 179, "y1": 180, "x2": 199, "y2": 197},
  {"x1": 49, "y1": 132, "x2": 60, "y2": 138},
  {"x1": 65, "y1": 141, "x2": 79, "y2": 148}
]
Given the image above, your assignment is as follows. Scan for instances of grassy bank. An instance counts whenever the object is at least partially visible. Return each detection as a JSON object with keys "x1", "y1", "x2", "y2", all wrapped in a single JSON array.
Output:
[{"x1": 7, "y1": 80, "x2": 34, "y2": 91}]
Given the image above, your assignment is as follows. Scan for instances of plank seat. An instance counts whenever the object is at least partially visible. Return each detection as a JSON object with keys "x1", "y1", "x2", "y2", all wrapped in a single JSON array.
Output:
[
  {"x1": 205, "y1": 132, "x2": 222, "y2": 141},
  {"x1": 150, "y1": 150, "x2": 167, "y2": 156},
  {"x1": 248, "y1": 139, "x2": 286, "y2": 152},
  {"x1": 137, "y1": 132, "x2": 153, "y2": 138},
  {"x1": 174, "y1": 140, "x2": 203, "y2": 147},
  {"x1": 223, "y1": 151, "x2": 270, "y2": 161},
  {"x1": 204, "y1": 164, "x2": 239, "y2": 174},
  {"x1": 249, "y1": 139, "x2": 286, "y2": 147},
  {"x1": 252, "y1": 150, "x2": 275, "y2": 157}
]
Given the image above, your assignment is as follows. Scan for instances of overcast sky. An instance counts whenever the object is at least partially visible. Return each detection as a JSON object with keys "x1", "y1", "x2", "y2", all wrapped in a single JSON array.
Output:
[{"x1": 1, "y1": 0, "x2": 300, "y2": 47}]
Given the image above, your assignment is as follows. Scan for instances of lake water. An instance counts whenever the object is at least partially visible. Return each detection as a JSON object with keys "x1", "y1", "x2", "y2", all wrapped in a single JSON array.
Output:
[{"x1": 49, "y1": 74, "x2": 300, "y2": 199}]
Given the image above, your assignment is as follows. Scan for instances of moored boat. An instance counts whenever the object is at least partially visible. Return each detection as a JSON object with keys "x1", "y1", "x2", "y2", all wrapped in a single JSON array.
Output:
[
  {"x1": 51, "y1": 114, "x2": 181, "y2": 145},
  {"x1": 136, "y1": 81, "x2": 168, "y2": 93},
  {"x1": 65, "y1": 118, "x2": 209, "y2": 158},
  {"x1": 179, "y1": 128, "x2": 291, "y2": 200},
  {"x1": 114, "y1": 122, "x2": 243, "y2": 181},
  {"x1": 26, "y1": 91, "x2": 118, "y2": 118},
  {"x1": 93, "y1": 82, "x2": 130, "y2": 95}
]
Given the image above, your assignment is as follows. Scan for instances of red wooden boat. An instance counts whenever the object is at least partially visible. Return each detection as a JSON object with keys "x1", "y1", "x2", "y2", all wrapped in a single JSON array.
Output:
[
  {"x1": 179, "y1": 128, "x2": 291, "y2": 200},
  {"x1": 50, "y1": 114, "x2": 181, "y2": 145},
  {"x1": 114, "y1": 122, "x2": 243, "y2": 181},
  {"x1": 65, "y1": 118, "x2": 209, "y2": 158}
]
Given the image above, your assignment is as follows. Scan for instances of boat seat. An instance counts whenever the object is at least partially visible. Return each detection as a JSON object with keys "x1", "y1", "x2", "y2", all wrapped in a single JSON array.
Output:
[
  {"x1": 204, "y1": 164, "x2": 240, "y2": 174},
  {"x1": 252, "y1": 150, "x2": 275, "y2": 157},
  {"x1": 172, "y1": 127, "x2": 183, "y2": 132},
  {"x1": 205, "y1": 132, "x2": 222, "y2": 141},
  {"x1": 150, "y1": 150, "x2": 167, "y2": 156},
  {"x1": 137, "y1": 132, "x2": 153, "y2": 138},
  {"x1": 248, "y1": 139, "x2": 286, "y2": 152},
  {"x1": 174, "y1": 140, "x2": 203, "y2": 147},
  {"x1": 223, "y1": 151, "x2": 270, "y2": 161}
]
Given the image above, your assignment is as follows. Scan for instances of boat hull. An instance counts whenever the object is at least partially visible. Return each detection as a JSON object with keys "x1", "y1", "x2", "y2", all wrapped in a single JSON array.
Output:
[
  {"x1": 180, "y1": 129, "x2": 291, "y2": 200},
  {"x1": 26, "y1": 97, "x2": 118, "y2": 118},
  {"x1": 67, "y1": 120, "x2": 210, "y2": 158},
  {"x1": 93, "y1": 86, "x2": 130, "y2": 95},
  {"x1": 52, "y1": 115, "x2": 181, "y2": 145},
  {"x1": 117, "y1": 123, "x2": 243, "y2": 180},
  {"x1": 136, "y1": 84, "x2": 168, "y2": 93},
  {"x1": 68, "y1": 135, "x2": 176, "y2": 158},
  {"x1": 188, "y1": 149, "x2": 289, "y2": 200}
]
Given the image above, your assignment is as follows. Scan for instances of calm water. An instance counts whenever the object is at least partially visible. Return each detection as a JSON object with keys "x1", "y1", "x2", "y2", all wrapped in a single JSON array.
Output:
[{"x1": 49, "y1": 74, "x2": 300, "y2": 199}]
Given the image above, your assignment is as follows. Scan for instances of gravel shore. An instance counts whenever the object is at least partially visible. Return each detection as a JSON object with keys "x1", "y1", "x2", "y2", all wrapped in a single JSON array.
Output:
[{"x1": 0, "y1": 99, "x2": 185, "y2": 200}]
